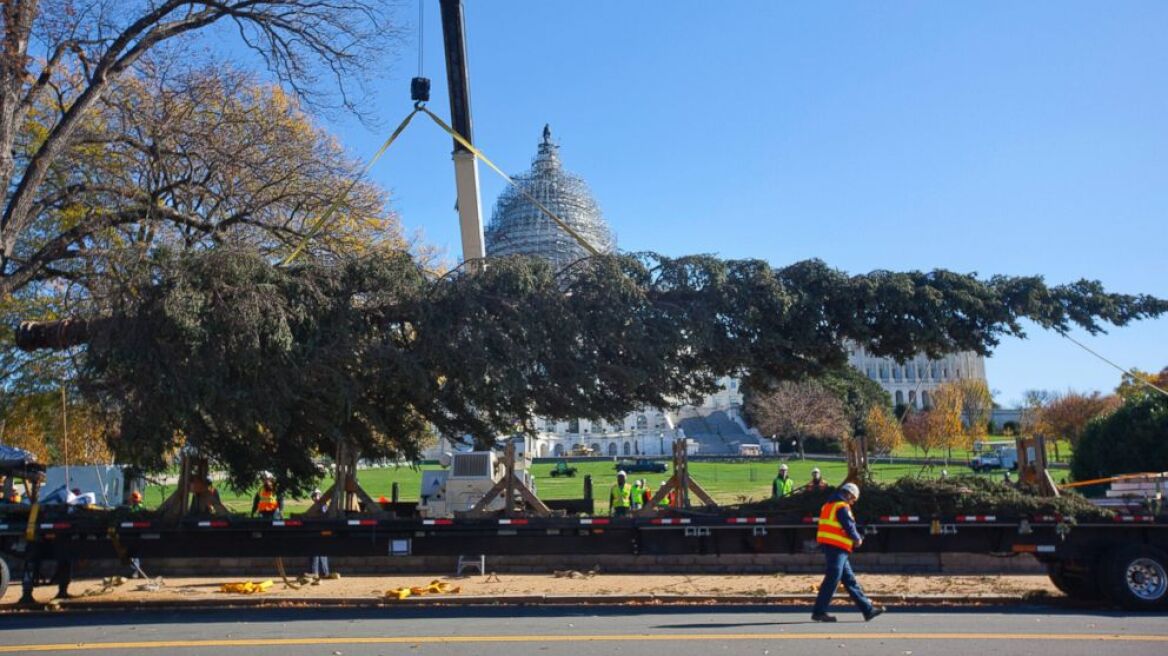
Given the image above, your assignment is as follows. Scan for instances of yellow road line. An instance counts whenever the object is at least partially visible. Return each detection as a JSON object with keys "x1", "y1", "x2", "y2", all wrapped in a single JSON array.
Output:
[{"x1": 2, "y1": 632, "x2": 1168, "y2": 652}]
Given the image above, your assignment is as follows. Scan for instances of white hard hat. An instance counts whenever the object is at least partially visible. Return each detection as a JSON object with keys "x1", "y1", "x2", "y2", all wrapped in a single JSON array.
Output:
[
  {"x1": 617, "y1": 470, "x2": 627, "y2": 477},
  {"x1": 660, "y1": 481, "x2": 667, "y2": 486},
  {"x1": 260, "y1": 470, "x2": 274, "y2": 480},
  {"x1": 311, "y1": 488, "x2": 322, "y2": 498},
  {"x1": 841, "y1": 483, "x2": 860, "y2": 500},
  {"x1": 779, "y1": 463, "x2": 789, "y2": 470},
  {"x1": 812, "y1": 467, "x2": 821, "y2": 475}
]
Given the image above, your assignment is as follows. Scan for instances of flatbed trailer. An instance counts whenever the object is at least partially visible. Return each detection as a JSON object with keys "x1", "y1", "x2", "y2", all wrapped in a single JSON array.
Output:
[{"x1": 3, "y1": 510, "x2": 1166, "y2": 610}]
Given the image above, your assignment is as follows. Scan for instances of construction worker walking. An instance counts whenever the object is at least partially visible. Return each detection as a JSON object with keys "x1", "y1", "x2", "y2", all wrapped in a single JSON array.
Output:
[
  {"x1": 610, "y1": 471, "x2": 632, "y2": 517},
  {"x1": 811, "y1": 482, "x2": 885, "y2": 622},
  {"x1": 251, "y1": 471, "x2": 283, "y2": 519},
  {"x1": 772, "y1": 463, "x2": 794, "y2": 499},
  {"x1": 127, "y1": 491, "x2": 144, "y2": 578}
]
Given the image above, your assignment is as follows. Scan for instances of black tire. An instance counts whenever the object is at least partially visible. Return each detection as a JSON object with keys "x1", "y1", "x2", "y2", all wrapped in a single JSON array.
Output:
[
  {"x1": 1098, "y1": 545, "x2": 1168, "y2": 610},
  {"x1": 0, "y1": 556, "x2": 9, "y2": 601},
  {"x1": 1047, "y1": 562, "x2": 1103, "y2": 600}
]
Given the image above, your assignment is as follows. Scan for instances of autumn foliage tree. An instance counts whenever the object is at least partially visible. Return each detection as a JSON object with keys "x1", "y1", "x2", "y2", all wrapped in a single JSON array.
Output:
[
  {"x1": 0, "y1": 390, "x2": 111, "y2": 465},
  {"x1": 1, "y1": 1, "x2": 397, "y2": 298},
  {"x1": 900, "y1": 382, "x2": 965, "y2": 463},
  {"x1": 863, "y1": 406, "x2": 903, "y2": 455},
  {"x1": 1031, "y1": 391, "x2": 1123, "y2": 465},
  {"x1": 1116, "y1": 367, "x2": 1168, "y2": 403},
  {"x1": 956, "y1": 378, "x2": 994, "y2": 441}
]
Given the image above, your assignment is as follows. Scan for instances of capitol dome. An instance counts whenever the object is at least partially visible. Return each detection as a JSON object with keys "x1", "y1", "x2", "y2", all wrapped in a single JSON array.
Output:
[{"x1": 485, "y1": 125, "x2": 616, "y2": 270}]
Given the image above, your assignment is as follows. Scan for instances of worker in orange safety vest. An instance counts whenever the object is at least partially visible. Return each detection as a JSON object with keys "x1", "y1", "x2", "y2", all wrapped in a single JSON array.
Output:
[
  {"x1": 251, "y1": 471, "x2": 283, "y2": 519},
  {"x1": 811, "y1": 482, "x2": 885, "y2": 623}
]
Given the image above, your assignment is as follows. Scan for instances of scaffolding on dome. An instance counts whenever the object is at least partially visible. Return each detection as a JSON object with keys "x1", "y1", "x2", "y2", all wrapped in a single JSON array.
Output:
[{"x1": 485, "y1": 125, "x2": 616, "y2": 271}]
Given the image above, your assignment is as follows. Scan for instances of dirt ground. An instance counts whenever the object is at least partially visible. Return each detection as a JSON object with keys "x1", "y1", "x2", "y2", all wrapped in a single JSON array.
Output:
[{"x1": 3, "y1": 572, "x2": 1060, "y2": 606}]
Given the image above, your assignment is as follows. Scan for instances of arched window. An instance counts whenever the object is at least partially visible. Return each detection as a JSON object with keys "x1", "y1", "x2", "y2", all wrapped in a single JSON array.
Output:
[
  {"x1": 590, "y1": 443, "x2": 601, "y2": 454},
  {"x1": 607, "y1": 442, "x2": 618, "y2": 456},
  {"x1": 922, "y1": 391, "x2": 932, "y2": 409},
  {"x1": 622, "y1": 442, "x2": 631, "y2": 455},
  {"x1": 893, "y1": 367, "x2": 901, "y2": 381},
  {"x1": 868, "y1": 367, "x2": 876, "y2": 379},
  {"x1": 636, "y1": 415, "x2": 648, "y2": 430},
  {"x1": 895, "y1": 390, "x2": 905, "y2": 406},
  {"x1": 906, "y1": 367, "x2": 915, "y2": 381},
  {"x1": 568, "y1": 418, "x2": 580, "y2": 434},
  {"x1": 552, "y1": 443, "x2": 562, "y2": 456},
  {"x1": 909, "y1": 390, "x2": 917, "y2": 406}
]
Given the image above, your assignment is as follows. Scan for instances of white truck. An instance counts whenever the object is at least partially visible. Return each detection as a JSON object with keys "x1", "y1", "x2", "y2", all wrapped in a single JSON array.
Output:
[{"x1": 969, "y1": 441, "x2": 1019, "y2": 473}]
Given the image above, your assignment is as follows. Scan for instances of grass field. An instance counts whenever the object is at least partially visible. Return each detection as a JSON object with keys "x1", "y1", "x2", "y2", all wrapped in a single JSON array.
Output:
[{"x1": 144, "y1": 457, "x2": 997, "y2": 515}]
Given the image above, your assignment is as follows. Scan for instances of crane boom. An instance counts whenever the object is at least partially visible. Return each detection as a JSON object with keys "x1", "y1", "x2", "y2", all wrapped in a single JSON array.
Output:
[{"x1": 438, "y1": 0, "x2": 486, "y2": 264}]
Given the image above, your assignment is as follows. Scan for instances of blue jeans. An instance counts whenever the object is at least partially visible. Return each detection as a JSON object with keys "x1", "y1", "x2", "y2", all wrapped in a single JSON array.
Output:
[
  {"x1": 812, "y1": 546, "x2": 874, "y2": 615},
  {"x1": 310, "y1": 556, "x2": 330, "y2": 577}
]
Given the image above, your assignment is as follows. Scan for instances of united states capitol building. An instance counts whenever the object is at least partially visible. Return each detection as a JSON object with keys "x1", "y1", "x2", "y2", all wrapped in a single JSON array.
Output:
[{"x1": 437, "y1": 127, "x2": 987, "y2": 457}]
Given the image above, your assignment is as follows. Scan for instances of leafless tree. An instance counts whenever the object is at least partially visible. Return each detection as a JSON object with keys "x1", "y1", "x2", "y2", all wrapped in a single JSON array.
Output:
[{"x1": 747, "y1": 379, "x2": 850, "y2": 458}]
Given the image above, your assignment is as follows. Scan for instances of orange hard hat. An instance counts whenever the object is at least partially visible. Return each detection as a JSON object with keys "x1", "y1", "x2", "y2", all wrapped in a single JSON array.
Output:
[{"x1": 130, "y1": 491, "x2": 143, "y2": 502}]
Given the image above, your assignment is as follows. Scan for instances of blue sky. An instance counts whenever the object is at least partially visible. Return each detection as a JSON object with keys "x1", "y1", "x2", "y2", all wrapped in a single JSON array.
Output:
[{"x1": 307, "y1": 1, "x2": 1165, "y2": 407}]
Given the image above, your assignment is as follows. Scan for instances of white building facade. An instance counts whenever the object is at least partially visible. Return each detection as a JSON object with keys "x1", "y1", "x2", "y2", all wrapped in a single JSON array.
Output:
[{"x1": 847, "y1": 345, "x2": 987, "y2": 409}]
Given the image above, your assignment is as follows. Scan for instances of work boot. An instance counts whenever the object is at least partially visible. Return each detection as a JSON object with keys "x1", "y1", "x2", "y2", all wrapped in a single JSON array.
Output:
[
  {"x1": 811, "y1": 612, "x2": 837, "y2": 622},
  {"x1": 863, "y1": 606, "x2": 886, "y2": 622}
]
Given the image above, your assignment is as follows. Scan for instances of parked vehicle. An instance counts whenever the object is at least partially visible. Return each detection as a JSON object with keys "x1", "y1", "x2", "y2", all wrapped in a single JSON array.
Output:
[
  {"x1": 549, "y1": 461, "x2": 577, "y2": 478},
  {"x1": 615, "y1": 458, "x2": 667, "y2": 474},
  {"x1": 971, "y1": 443, "x2": 1018, "y2": 469}
]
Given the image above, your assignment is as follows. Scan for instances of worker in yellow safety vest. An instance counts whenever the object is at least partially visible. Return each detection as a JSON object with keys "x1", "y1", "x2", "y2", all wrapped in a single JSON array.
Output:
[
  {"x1": 610, "y1": 470, "x2": 632, "y2": 517},
  {"x1": 656, "y1": 481, "x2": 671, "y2": 508},
  {"x1": 772, "y1": 463, "x2": 793, "y2": 499},
  {"x1": 251, "y1": 471, "x2": 283, "y2": 519},
  {"x1": 811, "y1": 482, "x2": 885, "y2": 623},
  {"x1": 630, "y1": 479, "x2": 644, "y2": 511}
]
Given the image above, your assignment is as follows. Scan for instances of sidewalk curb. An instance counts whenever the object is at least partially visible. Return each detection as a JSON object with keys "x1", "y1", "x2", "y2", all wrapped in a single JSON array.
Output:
[{"x1": 1, "y1": 592, "x2": 1072, "y2": 615}]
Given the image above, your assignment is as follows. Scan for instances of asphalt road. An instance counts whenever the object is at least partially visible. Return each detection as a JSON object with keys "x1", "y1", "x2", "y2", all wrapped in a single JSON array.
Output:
[{"x1": 2, "y1": 605, "x2": 1167, "y2": 655}]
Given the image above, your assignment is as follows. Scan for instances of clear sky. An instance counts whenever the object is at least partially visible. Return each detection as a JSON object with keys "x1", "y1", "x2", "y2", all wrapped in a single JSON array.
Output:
[{"x1": 314, "y1": 1, "x2": 1165, "y2": 407}]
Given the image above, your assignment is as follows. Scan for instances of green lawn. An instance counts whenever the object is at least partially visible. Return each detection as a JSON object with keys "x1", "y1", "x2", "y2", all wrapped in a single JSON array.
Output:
[{"x1": 145, "y1": 457, "x2": 993, "y2": 515}]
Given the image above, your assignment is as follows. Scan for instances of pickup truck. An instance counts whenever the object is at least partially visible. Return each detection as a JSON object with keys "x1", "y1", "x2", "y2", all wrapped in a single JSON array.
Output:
[
  {"x1": 615, "y1": 458, "x2": 667, "y2": 474},
  {"x1": 970, "y1": 447, "x2": 1019, "y2": 473}
]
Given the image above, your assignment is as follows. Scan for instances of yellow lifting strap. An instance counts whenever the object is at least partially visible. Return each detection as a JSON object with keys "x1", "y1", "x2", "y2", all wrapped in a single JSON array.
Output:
[
  {"x1": 417, "y1": 106, "x2": 602, "y2": 258},
  {"x1": 281, "y1": 103, "x2": 602, "y2": 267}
]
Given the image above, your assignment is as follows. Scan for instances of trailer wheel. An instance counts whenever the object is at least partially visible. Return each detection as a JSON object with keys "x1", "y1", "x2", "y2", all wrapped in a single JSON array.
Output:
[
  {"x1": 1099, "y1": 545, "x2": 1168, "y2": 610},
  {"x1": 1047, "y1": 562, "x2": 1102, "y2": 600},
  {"x1": 0, "y1": 556, "x2": 9, "y2": 601}
]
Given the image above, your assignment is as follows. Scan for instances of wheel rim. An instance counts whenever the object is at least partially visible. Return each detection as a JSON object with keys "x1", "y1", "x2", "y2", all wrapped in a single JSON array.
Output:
[{"x1": 1124, "y1": 557, "x2": 1168, "y2": 602}]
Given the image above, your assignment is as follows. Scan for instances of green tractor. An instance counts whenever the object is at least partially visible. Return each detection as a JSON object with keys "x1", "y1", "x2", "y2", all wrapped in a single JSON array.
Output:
[{"x1": 549, "y1": 460, "x2": 578, "y2": 478}]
